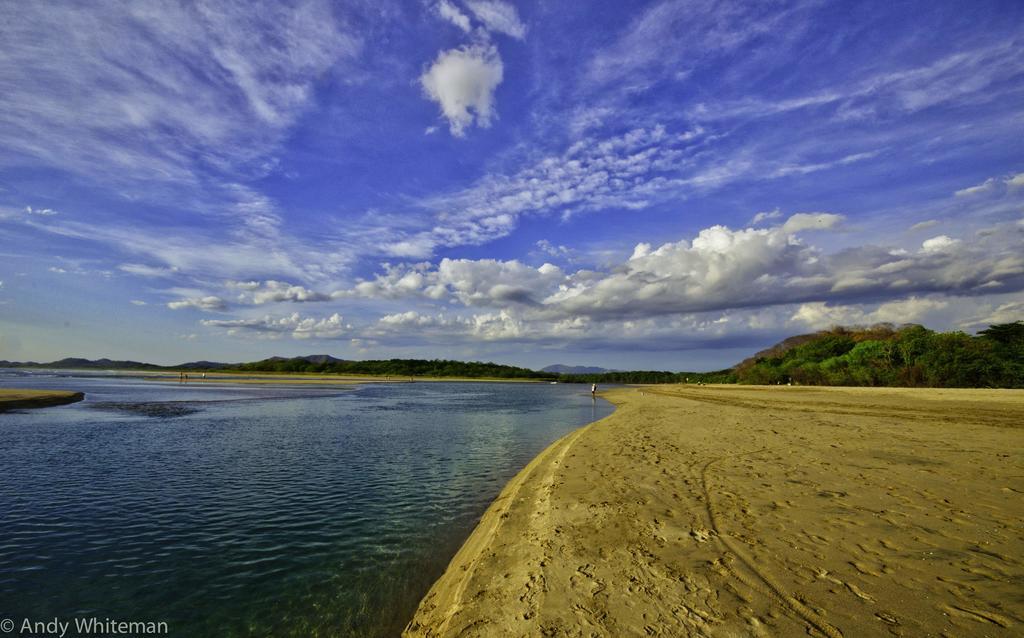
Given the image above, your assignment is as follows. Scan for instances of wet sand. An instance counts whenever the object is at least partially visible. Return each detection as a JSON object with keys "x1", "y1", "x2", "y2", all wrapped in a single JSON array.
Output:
[
  {"x1": 0, "y1": 389, "x2": 85, "y2": 411},
  {"x1": 406, "y1": 385, "x2": 1024, "y2": 637}
]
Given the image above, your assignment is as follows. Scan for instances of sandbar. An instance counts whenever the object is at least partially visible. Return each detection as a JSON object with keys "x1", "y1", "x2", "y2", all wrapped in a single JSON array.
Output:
[
  {"x1": 406, "y1": 385, "x2": 1024, "y2": 637},
  {"x1": 0, "y1": 389, "x2": 85, "y2": 411}
]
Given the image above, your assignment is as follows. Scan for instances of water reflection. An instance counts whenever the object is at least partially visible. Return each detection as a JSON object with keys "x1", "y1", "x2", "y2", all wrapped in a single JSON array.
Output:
[{"x1": 0, "y1": 374, "x2": 613, "y2": 637}]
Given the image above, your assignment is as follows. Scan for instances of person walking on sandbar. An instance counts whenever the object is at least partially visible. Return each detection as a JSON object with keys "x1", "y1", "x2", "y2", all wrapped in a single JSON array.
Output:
[{"x1": 591, "y1": 383, "x2": 597, "y2": 397}]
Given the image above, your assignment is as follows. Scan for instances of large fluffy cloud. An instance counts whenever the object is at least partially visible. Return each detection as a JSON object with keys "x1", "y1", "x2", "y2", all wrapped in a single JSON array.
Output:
[
  {"x1": 420, "y1": 44, "x2": 504, "y2": 136},
  {"x1": 352, "y1": 213, "x2": 1024, "y2": 322},
  {"x1": 201, "y1": 312, "x2": 348, "y2": 339},
  {"x1": 352, "y1": 258, "x2": 564, "y2": 306},
  {"x1": 790, "y1": 297, "x2": 950, "y2": 330},
  {"x1": 167, "y1": 296, "x2": 227, "y2": 312},
  {"x1": 189, "y1": 212, "x2": 1023, "y2": 350},
  {"x1": 228, "y1": 280, "x2": 330, "y2": 304}
]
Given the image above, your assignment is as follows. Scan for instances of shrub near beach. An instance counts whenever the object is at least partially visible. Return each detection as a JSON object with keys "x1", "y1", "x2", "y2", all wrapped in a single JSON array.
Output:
[{"x1": 735, "y1": 322, "x2": 1024, "y2": 388}]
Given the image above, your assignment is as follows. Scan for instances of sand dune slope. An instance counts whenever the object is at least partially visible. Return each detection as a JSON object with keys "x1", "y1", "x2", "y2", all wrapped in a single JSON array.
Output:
[{"x1": 405, "y1": 385, "x2": 1024, "y2": 637}]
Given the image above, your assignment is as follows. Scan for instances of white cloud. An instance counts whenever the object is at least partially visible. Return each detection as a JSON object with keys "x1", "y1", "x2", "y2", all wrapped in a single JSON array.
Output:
[
  {"x1": 0, "y1": 2, "x2": 371, "y2": 287},
  {"x1": 0, "y1": 1, "x2": 360, "y2": 189},
  {"x1": 535, "y1": 239, "x2": 575, "y2": 260},
  {"x1": 770, "y1": 152, "x2": 878, "y2": 178},
  {"x1": 791, "y1": 297, "x2": 949, "y2": 330},
  {"x1": 954, "y1": 172, "x2": 1024, "y2": 197},
  {"x1": 955, "y1": 178, "x2": 998, "y2": 197},
  {"x1": 585, "y1": 0, "x2": 791, "y2": 89},
  {"x1": 751, "y1": 208, "x2": 782, "y2": 224},
  {"x1": 25, "y1": 206, "x2": 58, "y2": 216},
  {"x1": 372, "y1": 309, "x2": 527, "y2": 342},
  {"x1": 354, "y1": 258, "x2": 564, "y2": 307},
  {"x1": 568, "y1": 106, "x2": 614, "y2": 137},
  {"x1": 438, "y1": 258, "x2": 564, "y2": 306},
  {"x1": 167, "y1": 296, "x2": 227, "y2": 312},
  {"x1": 350, "y1": 263, "x2": 435, "y2": 300},
  {"x1": 465, "y1": 0, "x2": 526, "y2": 39},
  {"x1": 921, "y1": 235, "x2": 960, "y2": 252},
  {"x1": 130, "y1": 300, "x2": 147, "y2": 306},
  {"x1": 909, "y1": 219, "x2": 939, "y2": 232},
  {"x1": 40, "y1": 219, "x2": 346, "y2": 282},
  {"x1": 437, "y1": 0, "x2": 471, "y2": 32},
  {"x1": 960, "y1": 301, "x2": 1024, "y2": 329},
  {"x1": 780, "y1": 213, "x2": 844, "y2": 234},
  {"x1": 352, "y1": 215, "x2": 1024, "y2": 327},
  {"x1": 119, "y1": 263, "x2": 179, "y2": 278},
  {"x1": 688, "y1": 41, "x2": 1024, "y2": 125},
  {"x1": 202, "y1": 312, "x2": 348, "y2": 339},
  {"x1": 228, "y1": 280, "x2": 329, "y2": 304},
  {"x1": 385, "y1": 124, "x2": 878, "y2": 260},
  {"x1": 420, "y1": 44, "x2": 504, "y2": 137}
]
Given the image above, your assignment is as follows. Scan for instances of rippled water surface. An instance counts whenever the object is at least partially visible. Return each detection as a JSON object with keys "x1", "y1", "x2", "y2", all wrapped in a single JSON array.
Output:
[{"x1": 0, "y1": 371, "x2": 612, "y2": 636}]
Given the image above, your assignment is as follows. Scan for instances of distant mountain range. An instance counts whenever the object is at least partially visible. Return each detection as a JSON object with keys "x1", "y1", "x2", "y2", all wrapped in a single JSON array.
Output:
[
  {"x1": 2, "y1": 356, "x2": 608, "y2": 375},
  {"x1": 541, "y1": 364, "x2": 615, "y2": 374},
  {"x1": 0, "y1": 354, "x2": 347, "y2": 371},
  {"x1": 261, "y1": 354, "x2": 347, "y2": 365},
  {"x1": 0, "y1": 357, "x2": 169, "y2": 370}
]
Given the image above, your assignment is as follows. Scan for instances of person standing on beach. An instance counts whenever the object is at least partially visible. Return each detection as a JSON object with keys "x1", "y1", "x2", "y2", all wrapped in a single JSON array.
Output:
[{"x1": 591, "y1": 383, "x2": 597, "y2": 396}]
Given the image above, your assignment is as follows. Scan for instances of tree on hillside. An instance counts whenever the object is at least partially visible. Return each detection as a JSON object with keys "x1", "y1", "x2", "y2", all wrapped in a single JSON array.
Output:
[{"x1": 979, "y1": 321, "x2": 1024, "y2": 353}]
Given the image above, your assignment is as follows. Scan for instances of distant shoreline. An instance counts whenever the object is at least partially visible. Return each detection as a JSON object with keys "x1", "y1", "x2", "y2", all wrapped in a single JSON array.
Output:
[
  {"x1": 0, "y1": 389, "x2": 85, "y2": 412},
  {"x1": 139, "y1": 371, "x2": 549, "y2": 385},
  {"x1": 4, "y1": 368, "x2": 553, "y2": 385}
]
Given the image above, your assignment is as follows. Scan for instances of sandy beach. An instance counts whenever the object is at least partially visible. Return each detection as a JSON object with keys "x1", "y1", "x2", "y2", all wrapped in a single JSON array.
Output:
[
  {"x1": 405, "y1": 385, "x2": 1024, "y2": 637},
  {"x1": 0, "y1": 389, "x2": 85, "y2": 411}
]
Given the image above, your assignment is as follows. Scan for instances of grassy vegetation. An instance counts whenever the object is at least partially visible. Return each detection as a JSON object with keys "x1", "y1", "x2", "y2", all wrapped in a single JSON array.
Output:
[
  {"x1": 735, "y1": 322, "x2": 1023, "y2": 388},
  {"x1": 557, "y1": 369, "x2": 737, "y2": 385}
]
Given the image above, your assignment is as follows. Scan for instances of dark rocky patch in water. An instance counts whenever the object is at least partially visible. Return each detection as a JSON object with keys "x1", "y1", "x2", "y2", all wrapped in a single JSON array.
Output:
[{"x1": 88, "y1": 401, "x2": 201, "y2": 418}]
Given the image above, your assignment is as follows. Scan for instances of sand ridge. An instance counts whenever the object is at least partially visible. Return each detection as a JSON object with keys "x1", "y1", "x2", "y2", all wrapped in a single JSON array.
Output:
[
  {"x1": 0, "y1": 389, "x2": 84, "y2": 411},
  {"x1": 405, "y1": 385, "x2": 1024, "y2": 637}
]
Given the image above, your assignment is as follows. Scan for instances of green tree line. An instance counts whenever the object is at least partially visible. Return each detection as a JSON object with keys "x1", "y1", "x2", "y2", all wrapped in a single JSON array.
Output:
[
  {"x1": 557, "y1": 369, "x2": 737, "y2": 385},
  {"x1": 735, "y1": 322, "x2": 1023, "y2": 388},
  {"x1": 231, "y1": 357, "x2": 556, "y2": 379}
]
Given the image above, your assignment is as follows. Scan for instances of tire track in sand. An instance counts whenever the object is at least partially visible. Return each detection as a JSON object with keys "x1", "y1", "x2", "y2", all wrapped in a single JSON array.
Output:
[{"x1": 701, "y1": 450, "x2": 844, "y2": 638}]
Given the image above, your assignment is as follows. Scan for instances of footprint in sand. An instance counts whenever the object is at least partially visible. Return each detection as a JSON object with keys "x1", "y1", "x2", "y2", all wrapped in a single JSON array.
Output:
[
  {"x1": 941, "y1": 603, "x2": 1013, "y2": 628},
  {"x1": 817, "y1": 490, "x2": 848, "y2": 498},
  {"x1": 849, "y1": 561, "x2": 881, "y2": 577}
]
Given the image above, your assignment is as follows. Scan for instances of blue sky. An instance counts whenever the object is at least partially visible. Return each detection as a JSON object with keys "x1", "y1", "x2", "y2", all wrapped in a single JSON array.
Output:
[{"x1": 1, "y1": 0, "x2": 1022, "y2": 370}]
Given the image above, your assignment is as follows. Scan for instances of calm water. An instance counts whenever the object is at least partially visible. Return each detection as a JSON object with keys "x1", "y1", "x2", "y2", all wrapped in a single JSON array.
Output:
[{"x1": 0, "y1": 371, "x2": 612, "y2": 636}]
